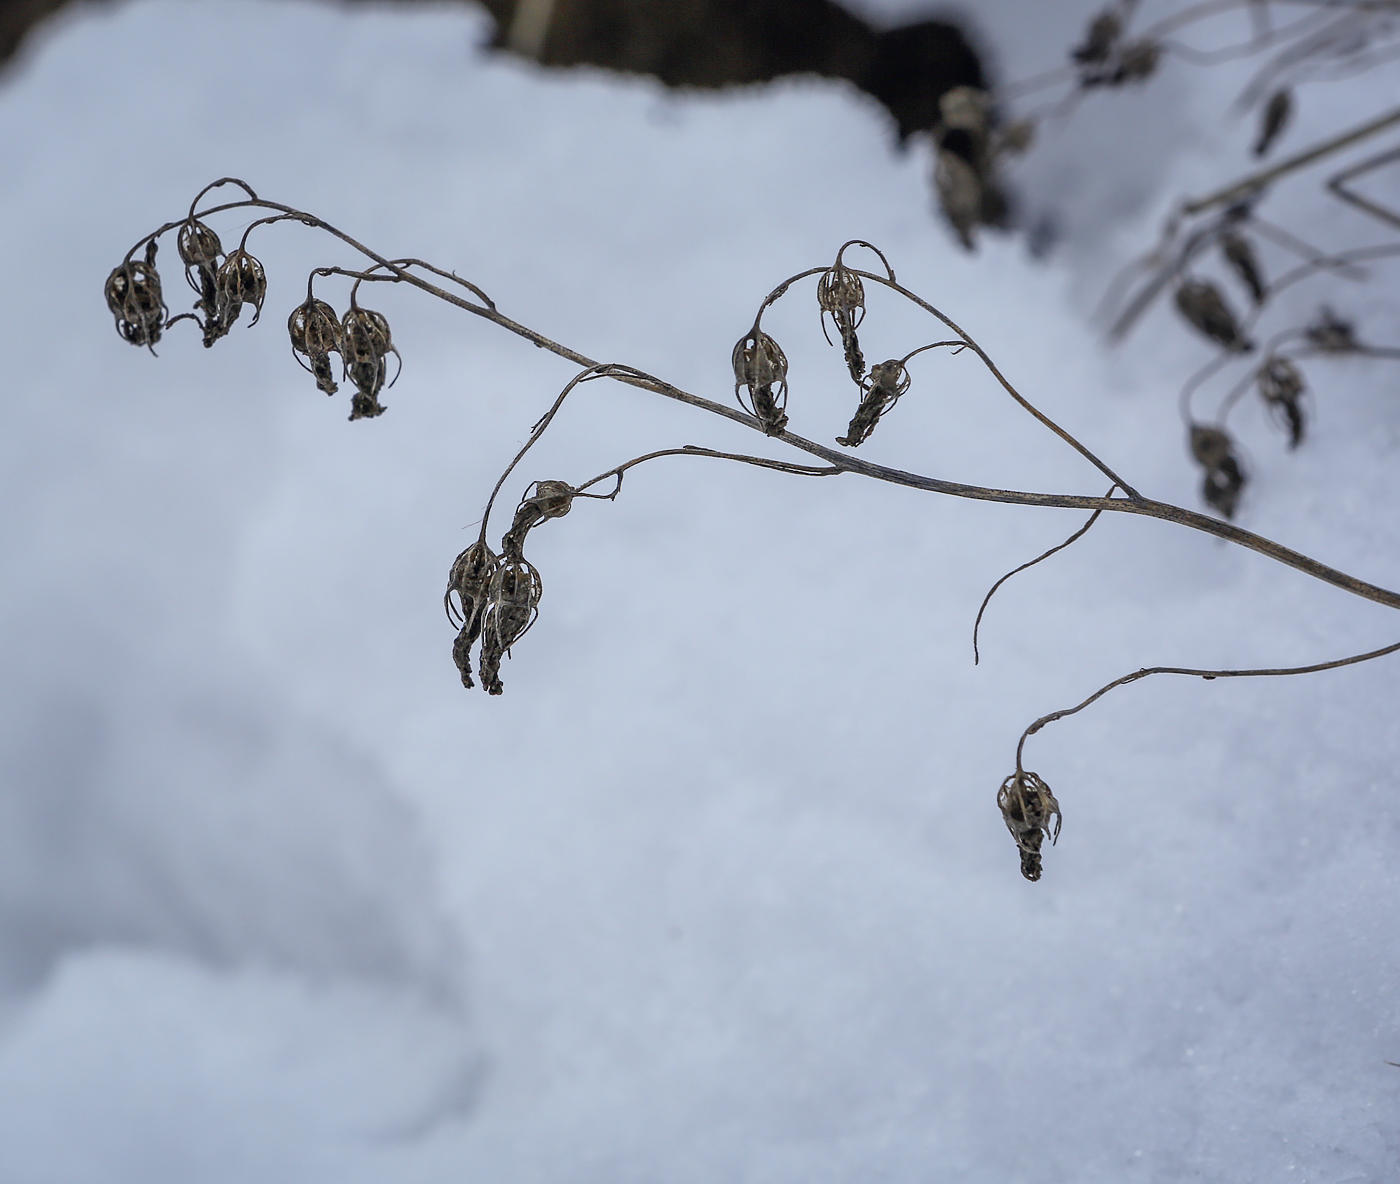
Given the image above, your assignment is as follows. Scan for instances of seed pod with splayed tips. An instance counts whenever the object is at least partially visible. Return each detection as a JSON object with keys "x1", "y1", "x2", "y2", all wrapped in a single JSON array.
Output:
[
  {"x1": 1255, "y1": 89, "x2": 1292, "y2": 157},
  {"x1": 1072, "y1": 10, "x2": 1120, "y2": 64},
  {"x1": 837, "y1": 359, "x2": 910, "y2": 448},
  {"x1": 934, "y1": 149, "x2": 982, "y2": 250},
  {"x1": 817, "y1": 262, "x2": 866, "y2": 381},
  {"x1": 478, "y1": 554, "x2": 543, "y2": 696},
  {"x1": 502, "y1": 480, "x2": 575, "y2": 558},
  {"x1": 732, "y1": 329, "x2": 789, "y2": 435},
  {"x1": 1190, "y1": 424, "x2": 1247, "y2": 519},
  {"x1": 206, "y1": 246, "x2": 267, "y2": 347},
  {"x1": 287, "y1": 297, "x2": 342, "y2": 396},
  {"x1": 1175, "y1": 279, "x2": 1252, "y2": 353},
  {"x1": 445, "y1": 540, "x2": 498, "y2": 689},
  {"x1": 177, "y1": 217, "x2": 222, "y2": 321},
  {"x1": 1221, "y1": 232, "x2": 1266, "y2": 305},
  {"x1": 105, "y1": 240, "x2": 167, "y2": 350},
  {"x1": 341, "y1": 304, "x2": 399, "y2": 420},
  {"x1": 1305, "y1": 307, "x2": 1358, "y2": 354},
  {"x1": 1257, "y1": 356, "x2": 1306, "y2": 449},
  {"x1": 998, "y1": 770, "x2": 1061, "y2": 882}
]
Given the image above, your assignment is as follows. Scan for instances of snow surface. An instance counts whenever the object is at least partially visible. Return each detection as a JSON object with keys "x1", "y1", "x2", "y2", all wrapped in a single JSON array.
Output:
[{"x1": 0, "y1": 0, "x2": 1398, "y2": 1179}]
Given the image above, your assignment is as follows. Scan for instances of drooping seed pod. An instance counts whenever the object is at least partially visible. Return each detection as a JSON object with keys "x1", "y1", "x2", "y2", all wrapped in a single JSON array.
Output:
[
  {"x1": 1221, "y1": 232, "x2": 1266, "y2": 305},
  {"x1": 1257, "y1": 355, "x2": 1307, "y2": 449},
  {"x1": 934, "y1": 148, "x2": 983, "y2": 250},
  {"x1": 287, "y1": 297, "x2": 342, "y2": 396},
  {"x1": 1254, "y1": 89, "x2": 1293, "y2": 157},
  {"x1": 177, "y1": 217, "x2": 223, "y2": 322},
  {"x1": 1305, "y1": 307, "x2": 1358, "y2": 354},
  {"x1": 206, "y1": 246, "x2": 267, "y2": 347},
  {"x1": 1190, "y1": 424, "x2": 1247, "y2": 519},
  {"x1": 502, "y1": 479, "x2": 576, "y2": 558},
  {"x1": 732, "y1": 329, "x2": 789, "y2": 436},
  {"x1": 1072, "y1": 10, "x2": 1121, "y2": 65},
  {"x1": 341, "y1": 304, "x2": 399, "y2": 420},
  {"x1": 1174, "y1": 279, "x2": 1253, "y2": 353},
  {"x1": 997, "y1": 769, "x2": 1062, "y2": 882},
  {"x1": 817, "y1": 261, "x2": 866, "y2": 381},
  {"x1": 105, "y1": 240, "x2": 167, "y2": 350},
  {"x1": 478, "y1": 554, "x2": 543, "y2": 696},
  {"x1": 837, "y1": 359, "x2": 911, "y2": 448},
  {"x1": 445, "y1": 539, "x2": 499, "y2": 690}
]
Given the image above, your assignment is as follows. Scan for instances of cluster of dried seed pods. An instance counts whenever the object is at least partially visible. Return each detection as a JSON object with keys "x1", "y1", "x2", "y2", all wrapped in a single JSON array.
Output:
[
  {"x1": 732, "y1": 329, "x2": 789, "y2": 436},
  {"x1": 1190, "y1": 424, "x2": 1247, "y2": 519},
  {"x1": 1257, "y1": 355, "x2": 1307, "y2": 449},
  {"x1": 997, "y1": 769, "x2": 1062, "y2": 882},
  {"x1": 105, "y1": 241, "x2": 167, "y2": 350}
]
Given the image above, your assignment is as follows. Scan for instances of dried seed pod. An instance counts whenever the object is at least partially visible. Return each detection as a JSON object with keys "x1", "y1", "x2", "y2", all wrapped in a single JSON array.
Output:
[
  {"x1": 1072, "y1": 10, "x2": 1121, "y2": 65},
  {"x1": 104, "y1": 240, "x2": 167, "y2": 350},
  {"x1": 938, "y1": 86, "x2": 991, "y2": 136},
  {"x1": 732, "y1": 329, "x2": 789, "y2": 436},
  {"x1": 502, "y1": 479, "x2": 576, "y2": 557},
  {"x1": 817, "y1": 261, "x2": 866, "y2": 381},
  {"x1": 934, "y1": 148, "x2": 983, "y2": 250},
  {"x1": 478, "y1": 554, "x2": 543, "y2": 696},
  {"x1": 837, "y1": 359, "x2": 910, "y2": 448},
  {"x1": 1221, "y1": 232, "x2": 1266, "y2": 305},
  {"x1": 341, "y1": 304, "x2": 399, "y2": 420},
  {"x1": 177, "y1": 217, "x2": 223, "y2": 321},
  {"x1": 1109, "y1": 40, "x2": 1160, "y2": 85},
  {"x1": 287, "y1": 297, "x2": 342, "y2": 396},
  {"x1": 1257, "y1": 355, "x2": 1306, "y2": 449},
  {"x1": 998, "y1": 770, "x2": 1062, "y2": 882},
  {"x1": 445, "y1": 539, "x2": 499, "y2": 689},
  {"x1": 1174, "y1": 279, "x2": 1253, "y2": 353},
  {"x1": 206, "y1": 246, "x2": 267, "y2": 347},
  {"x1": 993, "y1": 118, "x2": 1036, "y2": 157},
  {"x1": 1190, "y1": 424, "x2": 1247, "y2": 519},
  {"x1": 1305, "y1": 307, "x2": 1358, "y2": 354},
  {"x1": 1254, "y1": 89, "x2": 1293, "y2": 157}
]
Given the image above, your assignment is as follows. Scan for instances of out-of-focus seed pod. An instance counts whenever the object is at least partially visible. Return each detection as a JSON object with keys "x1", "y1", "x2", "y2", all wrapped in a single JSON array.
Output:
[
  {"x1": 1305, "y1": 307, "x2": 1358, "y2": 354},
  {"x1": 105, "y1": 240, "x2": 167, "y2": 350},
  {"x1": 478, "y1": 554, "x2": 543, "y2": 696},
  {"x1": 998, "y1": 770, "x2": 1061, "y2": 882},
  {"x1": 1072, "y1": 10, "x2": 1121, "y2": 65},
  {"x1": 1257, "y1": 355, "x2": 1306, "y2": 449},
  {"x1": 1175, "y1": 279, "x2": 1253, "y2": 353},
  {"x1": 207, "y1": 246, "x2": 267, "y2": 347},
  {"x1": 938, "y1": 86, "x2": 991, "y2": 136},
  {"x1": 837, "y1": 358, "x2": 911, "y2": 448},
  {"x1": 445, "y1": 539, "x2": 498, "y2": 690},
  {"x1": 1190, "y1": 424, "x2": 1247, "y2": 519},
  {"x1": 502, "y1": 480, "x2": 575, "y2": 557},
  {"x1": 994, "y1": 118, "x2": 1036, "y2": 157},
  {"x1": 341, "y1": 304, "x2": 399, "y2": 420},
  {"x1": 1221, "y1": 232, "x2": 1266, "y2": 305},
  {"x1": 934, "y1": 149, "x2": 983, "y2": 250},
  {"x1": 177, "y1": 217, "x2": 223, "y2": 323},
  {"x1": 1255, "y1": 89, "x2": 1293, "y2": 157},
  {"x1": 287, "y1": 297, "x2": 342, "y2": 396},
  {"x1": 1109, "y1": 40, "x2": 1160, "y2": 85},
  {"x1": 732, "y1": 329, "x2": 789, "y2": 436},
  {"x1": 817, "y1": 261, "x2": 866, "y2": 381}
]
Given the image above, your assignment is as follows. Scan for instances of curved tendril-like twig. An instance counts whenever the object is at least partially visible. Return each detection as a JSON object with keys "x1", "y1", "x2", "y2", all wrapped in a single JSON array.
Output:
[
  {"x1": 1015, "y1": 635, "x2": 1400, "y2": 774},
  {"x1": 973, "y1": 488, "x2": 1117, "y2": 666},
  {"x1": 572, "y1": 445, "x2": 841, "y2": 500}
]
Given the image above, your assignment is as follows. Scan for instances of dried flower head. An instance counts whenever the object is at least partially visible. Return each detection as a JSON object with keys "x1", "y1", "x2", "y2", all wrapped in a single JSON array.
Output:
[
  {"x1": 503, "y1": 479, "x2": 576, "y2": 557},
  {"x1": 177, "y1": 217, "x2": 223, "y2": 322},
  {"x1": 105, "y1": 240, "x2": 167, "y2": 350},
  {"x1": 1072, "y1": 10, "x2": 1121, "y2": 65},
  {"x1": 341, "y1": 303, "x2": 399, "y2": 420},
  {"x1": 998, "y1": 769, "x2": 1062, "y2": 882},
  {"x1": 1190, "y1": 424, "x2": 1247, "y2": 518},
  {"x1": 1257, "y1": 355, "x2": 1306, "y2": 449},
  {"x1": 445, "y1": 539, "x2": 499, "y2": 689},
  {"x1": 817, "y1": 260, "x2": 866, "y2": 381},
  {"x1": 1255, "y1": 89, "x2": 1293, "y2": 157},
  {"x1": 206, "y1": 246, "x2": 267, "y2": 348},
  {"x1": 478, "y1": 554, "x2": 543, "y2": 696},
  {"x1": 1221, "y1": 232, "x2": 1266, "y2": 305},
  {"x1": 837, "y1": 358, "x2": 910, "y2": 448},
  {"x1": 1175, "y1": 279, "x2": 1253, "y2": 353},
  {"x1": 287, "y1": 297, "x2": 342, "y2": 396},
  {"x1": 732, "y1": 329, "x2": 789, "y2": 435},
  {"x1": 1305, "y1": 307, "x2": 1358, "y2": 354}
]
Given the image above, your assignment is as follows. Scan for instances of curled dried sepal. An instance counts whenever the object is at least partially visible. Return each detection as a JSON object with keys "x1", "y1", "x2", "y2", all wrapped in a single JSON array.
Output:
[
  {"x1": 1257, "y1": 356, "x2": 1306, "y2": 449},
  {"x1": 177, "y1": 217, "x2": 223, "y2": 321},
  {"x1": 1305, "y1": 307, "x2": 1358, "y2": 354},
  {"x1": 837, "y1": 359, "x2": 911, "y2": 448},
  {"x1": 1255, "y1": 89, "x2": 1293, "y2": 157},
  {"x1": 445, "y1": 540, "x2": 499, "y2": 689},
  {"x1": 478, "y1": 554, "x2": 543, "y2": 696},
  {"x1": 502, "y1": 479, "x2": 575, "y2": 557},
  {"x1": 105, "y1": 240, "x2": 167, "y2": 350},
  {"x1": 998, "y1": 770, "x2": 1062, "y2": 882},
  {"x1": 1174, "y1": 279, "x2": 1253, "y2": 353},
  {"x1": 341, "y1": 304, "x2": 399, "y2": 420},
  {"x1": 817, "y1": 261, "x2": 866, "y2": 381},
  {"x1": 1221, "y1": 232, "x2": 1266, "y2": 305},
  {"x1": 288, "y1": 297, "x2": 342, "y2": 396},
  {"x1": 206, "y1": 246, "x2": 267, "y2": 347},
  {"x1": 1190, "y1": 424, "x2": 1247, "y2": 519},
  {"x1": 732, "y1": 329, "x2": 789, "y2": 436}
]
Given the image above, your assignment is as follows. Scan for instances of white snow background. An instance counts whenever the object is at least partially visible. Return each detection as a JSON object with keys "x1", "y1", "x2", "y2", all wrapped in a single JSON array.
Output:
[{"x1": 0, "y1": 0, "x2": 1398, "y2": 1179}]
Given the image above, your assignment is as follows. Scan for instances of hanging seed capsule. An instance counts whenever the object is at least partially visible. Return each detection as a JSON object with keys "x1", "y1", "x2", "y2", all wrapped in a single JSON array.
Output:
[
  {"x1": 445, "y1": 540, "x2": 499, "y2": 690},
  {"x1": 341, "y1": 304, "x2": 399, "y2": 420},
  {"x1": 1190, "y1": 424, "x2": 1247, "y2": 519},
  {"x1": 817, "y1": 261, "x2": 866, "y2": 381},
  {"x1": 177, "y1": 217, "x2": 222, "y2": 324},
  {"x1": 205, "y1": 246, "x2": 267, "y2": 347},
  {"x1": 997, "y1": 770, "x2": 1062, "y2": 882},
  {"x1": 1072, "y1": 10, "x2": 1120, "y2": 65},
  {"x1": 502, "y1": 480, "x2": 576, "y2": 558},
  {"x1": 1305, "y1": 307, "x2": 1358, "y2": 354},
  {"x1": 934, "y1": 149, "x2": 982, "y2": 250},
  {"x1": 478, "y1": 554, "x2": 543, "y2": 696},
  {"x1": 1221, "y1": 232, "x2": 1266, "y2": 305},
  {"x1": 1257, "y1": 356, "x2": 1306, "y2": 449},
  {"x1": 104, "y1": 240, "x2": 167, "y2": 350},
  {"x1": 837, "y1": 359, "x2": 911, "y2": 448},
  {"x1": 732, "y1": 329, "x2": 789, "y2": 436},
  {"x1": 1175, "y1": 279, "x2": 1253, "y2": 353},
  {"x1": 287, "y1": 297, "x2": 343, "y2": 396},
  {"x1": 1254, "y1": 89, "x2": 1293, "y2": 157}
]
